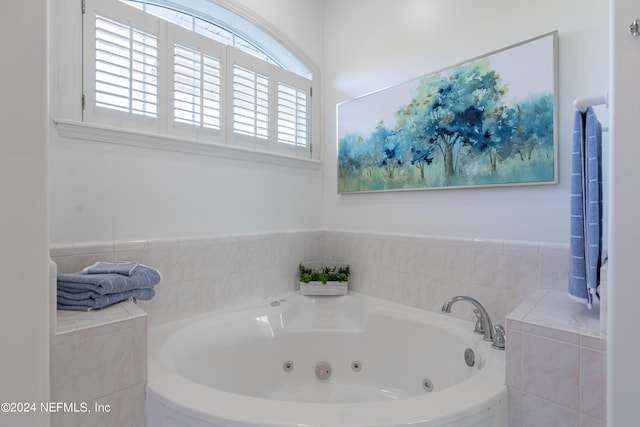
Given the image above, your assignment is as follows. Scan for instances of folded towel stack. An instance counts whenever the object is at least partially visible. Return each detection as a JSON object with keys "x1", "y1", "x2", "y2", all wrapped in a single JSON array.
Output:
[{"x1": 57, "y1": 262, "x2": 162, "y2": 311}]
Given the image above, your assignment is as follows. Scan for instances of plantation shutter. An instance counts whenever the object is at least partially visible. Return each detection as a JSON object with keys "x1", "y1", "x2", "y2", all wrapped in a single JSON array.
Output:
[
  {"x1": 83, "y1": 0, "x2": 314, "y2": 158},
  {"x1": 173, "y1": 44, "x2": 222, "y2": 130},
  {"x1": 95, "y1": 15, "x2": 158, "y2": 117},
  {"x1": 84, "y1": 0, "x2": 161, "y2": 130},
  {"x1": 232, "y1": 65, "x2": 270, "y2": 140},
  {"x1": 277, "y1": 82, "x2": 308, "y2": 147}
]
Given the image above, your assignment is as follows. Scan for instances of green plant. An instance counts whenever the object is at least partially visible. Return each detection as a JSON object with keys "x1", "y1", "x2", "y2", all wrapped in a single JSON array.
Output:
[{"x1": 299, "y1": 263, "x2": 350, "y2": 284}]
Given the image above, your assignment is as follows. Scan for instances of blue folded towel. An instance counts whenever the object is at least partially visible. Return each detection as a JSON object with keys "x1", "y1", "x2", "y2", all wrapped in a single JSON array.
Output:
[
  {"x1": 57, "y1": 287, "x2": 156, "y2": 311},
  {"x1": 569, "y1": 107, "x2": 602, "y2": 309},
  {"x1": 83, "y1": 261, "x2": 139, "y2": 276},
  {"x1": 57, "y1": 264, "x2": 162, "y2": 295}
]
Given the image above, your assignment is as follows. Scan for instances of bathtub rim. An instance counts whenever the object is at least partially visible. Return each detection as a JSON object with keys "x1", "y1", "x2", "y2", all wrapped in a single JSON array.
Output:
[{"x1": 147, "y1": 291, "x2": 507, "y2": 427}]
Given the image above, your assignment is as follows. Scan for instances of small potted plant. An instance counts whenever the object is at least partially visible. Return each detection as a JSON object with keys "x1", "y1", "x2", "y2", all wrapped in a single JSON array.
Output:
[{"x1": 298, "y1": 263, "x2": 349, "y2": 296}]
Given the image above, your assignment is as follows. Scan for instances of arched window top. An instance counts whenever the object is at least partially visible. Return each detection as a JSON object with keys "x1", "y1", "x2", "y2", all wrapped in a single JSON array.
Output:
[{"x1": 120, "y1": 0, "x2": 313, "y2": 79}]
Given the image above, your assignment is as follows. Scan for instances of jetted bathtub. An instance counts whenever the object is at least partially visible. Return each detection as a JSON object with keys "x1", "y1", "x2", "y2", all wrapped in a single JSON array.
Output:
[{"x1": 147, "y1": 292, "x2": 507, "y2": 427}]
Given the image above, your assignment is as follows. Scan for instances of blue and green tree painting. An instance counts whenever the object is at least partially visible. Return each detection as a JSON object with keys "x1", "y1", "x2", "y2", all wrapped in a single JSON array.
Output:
[{"x1": 337, "y1": 34, "x2": 556, "y2": 193}]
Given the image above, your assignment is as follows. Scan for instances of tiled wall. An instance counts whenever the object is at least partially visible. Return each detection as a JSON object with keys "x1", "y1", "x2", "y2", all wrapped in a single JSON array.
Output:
[
  {"x1": 52, "y1": 229, "x2": 570, "y2": 327},
  {"x1": 50, "y1": 301, "x2": 147, "y2": 427},
  {"x1": 506, "y1": 290, "x2": 606, "y2": 427},
  {"x1": 51, "y1": 230, "x2": 324, "y2": 326},
  {"x1": 320, "y1": 230, "x2": 571, "y2": 326}
]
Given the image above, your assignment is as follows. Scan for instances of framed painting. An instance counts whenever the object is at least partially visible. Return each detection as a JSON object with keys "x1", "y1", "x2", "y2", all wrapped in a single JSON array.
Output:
[{"x1": 337, "y1": 31, "x2": 558, "y2": 193}]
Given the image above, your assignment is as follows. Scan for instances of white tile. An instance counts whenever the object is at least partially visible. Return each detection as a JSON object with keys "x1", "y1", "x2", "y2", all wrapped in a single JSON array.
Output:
[
  {"x1": 522, "y1": 290, "x2": 601, "y2": 337},
  {"x1": 55, "y1": 385, "x2": 145, "y2": 427},
  {"x1": 121, "y1": 301, "x2": 148, "y2": 320},
  {"x1": 73, "y1": 241, "x2": 115, "y2": 254},
  {"x1": 394, "y1": 271, "x2": 422, "y2": 308},
  {"x1": 580, "y1": 348, "x2": 606, "y2": 420},
  {"x1": 90, "y1": 388, "x2": 135, "y2": 427},
  {"x1": 505, "y1": 240, "x2": 540, "y2": 253},
  {"x1": 507, "y1": 318, "x2": 522, "y2": 331},
  {"x1": 147, "y1": 237, "x2": 179, "y2": 249},
  {"x1": 53, "y1": 253, "x2": 116, "y2": 274},
  {"x1": 178, "y1": 235, "x2": 208, "y2": 246},
  {"x1": 506, "y1": 290, "x2": 547, "y2": 322},
  {"x1": 473, "y1": 246, "x2": 505, "y2": 289},
  {"x1": 419, "y1": 241, "x2": 446, "y2": 280},
  {"x1": 522, "y1": 323, "x2": 580, "y2": 345},
  {"x1": 502, "y1": 291, "x2": 538, "y2": 325},
  {"x1": 539, "y1": 242, "x2": 569, "y2": 256},
  {"x1": 432, "y1": 235, "x2": 473, "y2": 247},
  {"x1": 130, "y1": 325, "x2": 148, "y2": 387},
  {"x1": 472, "y1": 238, "x2": 504, "y2": 250},
  {"x1": 580, "y1": 414, "x2": 606, "y2": 427},
  {"x1": 522, "y1": 334, "x2": 580, "y2": 410},
  {"x1": 53, "y1": 303, "x2": 145, "y2": 346},
  {"x1": 580, "y1": 335, "x2": 606, "y2": 352},
  {"x1": 395, "y1": 239, "x2": 423, "y2": 274},
  {"x1": 508, "y1": 388, "x2": 523, "y2": 427},
  {"x1": 443, "y1": 244, "x2": 473, "y2": 287},
  {"x1": 51, "y1": 327, "x2": 140, "y2": 402},
  {"x1": 539, "y1": 253, "x2": 569, "y2": 291},
  {"x1": 506, "y1": 330, "x2": 522, "y2": 389},
  {"x1": 114, "y1": 240, "x2": 148, "y2": 252},
  {"x1": 522, "y1": 393, "x2": 579, "y2": 427},
  {"x1": 504, "y1": 250, "x2": 539, "y2": 293},
  {"x1": 50, "y1": 243, "x2": 76, "y2": 257},
  {"x1": 178, "y1": 238, "x2": 210, "y2": 281},
  {"x1": 113, "y1": 249, "x2": 147, "y2": 265}
]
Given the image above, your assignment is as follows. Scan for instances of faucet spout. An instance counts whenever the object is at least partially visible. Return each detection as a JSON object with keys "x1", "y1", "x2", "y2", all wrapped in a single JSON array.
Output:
[{"x1": 441, "y1": 296, "x2": 494, "y2": 343}]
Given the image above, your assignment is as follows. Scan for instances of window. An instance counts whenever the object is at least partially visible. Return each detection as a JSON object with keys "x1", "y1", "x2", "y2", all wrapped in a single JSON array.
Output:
[
  {"x1": 232, "y1": 65, "x2": 269, "y2": 140},
  {"x1": 277, "y1": 83, "x2": 307, "y2": 147},
  {"x1": 95, "y1": 15, "x2": 158, "y2": 117},
  {"x1": 82, "y1": 0, "x2": 314, "y2": 159},
  {"x1": 173, "y1": 44, "x2": 221, "y2": 129}
]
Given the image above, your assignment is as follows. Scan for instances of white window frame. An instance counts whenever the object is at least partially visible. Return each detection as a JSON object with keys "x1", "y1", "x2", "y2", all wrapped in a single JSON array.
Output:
[{"x1": 76, "y1": 0, "x2": 319, "y2": 167}]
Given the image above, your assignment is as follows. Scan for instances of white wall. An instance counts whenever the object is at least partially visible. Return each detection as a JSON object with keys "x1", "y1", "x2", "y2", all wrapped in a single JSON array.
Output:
[
  {"x1": 607, "y1": 0, "x2": 640, "y2": 424},
  {"x1": 323, "y1": 0, "x2": 608, "y2": 243},
  {"x1": 231, "y1": 0, "x2": 325, "y2": 68},
  {"x1": 52, "y1": 0, "x2": 611, "y2": 245},
  {"x1": 0, "y1": 1, "x2": 50, "y2": 426},
  {"x1": 48, "y1": 0, "x2": 326, "y2": 244}
]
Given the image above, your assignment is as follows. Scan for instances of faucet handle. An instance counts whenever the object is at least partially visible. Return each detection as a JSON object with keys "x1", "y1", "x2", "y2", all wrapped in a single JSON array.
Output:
[
  {"x1": 473, "y1": 308, "x2": 484, "y2": 335},
  {"x1": 492, "y1": 325, "x2": 506, "y2": 350}
]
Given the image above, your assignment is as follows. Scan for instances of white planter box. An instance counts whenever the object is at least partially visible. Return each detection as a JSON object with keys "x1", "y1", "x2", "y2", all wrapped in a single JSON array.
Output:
[{"x1": 299, "y1": 281, "x2": 348, "y2": 296}]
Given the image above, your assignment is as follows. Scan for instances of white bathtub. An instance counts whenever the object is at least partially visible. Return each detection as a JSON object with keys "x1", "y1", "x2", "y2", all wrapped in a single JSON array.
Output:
[{"x1": 147, "y1": 292, "x2": 507, "y2": 427}]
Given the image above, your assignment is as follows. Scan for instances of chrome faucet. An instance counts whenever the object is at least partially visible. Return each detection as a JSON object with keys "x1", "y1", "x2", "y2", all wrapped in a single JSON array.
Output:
[{"x1": 441, "y1": 296, "x2": 505, "y2": 350}]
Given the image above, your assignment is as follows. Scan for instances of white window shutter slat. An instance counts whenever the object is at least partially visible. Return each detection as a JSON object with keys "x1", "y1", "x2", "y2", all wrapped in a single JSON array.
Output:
[
  {"x1": 277, "y1": 82, "x2": 307, "y2": 147},
  {"x1": 94, "y1": 15, "x2": 158, "y2": 117},
  {"x1": 232, "y1": 64, "x2": 269, "y2": 140}
]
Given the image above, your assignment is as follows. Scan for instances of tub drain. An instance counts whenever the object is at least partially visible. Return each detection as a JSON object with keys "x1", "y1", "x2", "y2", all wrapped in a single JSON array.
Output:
[
  {"x1": 422, "y1": 378, "x2": 434, "y2": 393},
  {"x1": 351, "y1": 360, "x2": 362, "y2": 372},
  {"x1": 315, "y1": 362, "x2": 332, "y2": 381}
]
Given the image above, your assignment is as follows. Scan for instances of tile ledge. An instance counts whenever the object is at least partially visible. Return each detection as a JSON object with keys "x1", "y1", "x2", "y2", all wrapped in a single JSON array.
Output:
[
  {"x1": 55, "y1": 300, "x2": 147, "y2": 338},
  {"x1": 510, "y1": 290, "x2": 605, "y2": 340}
]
